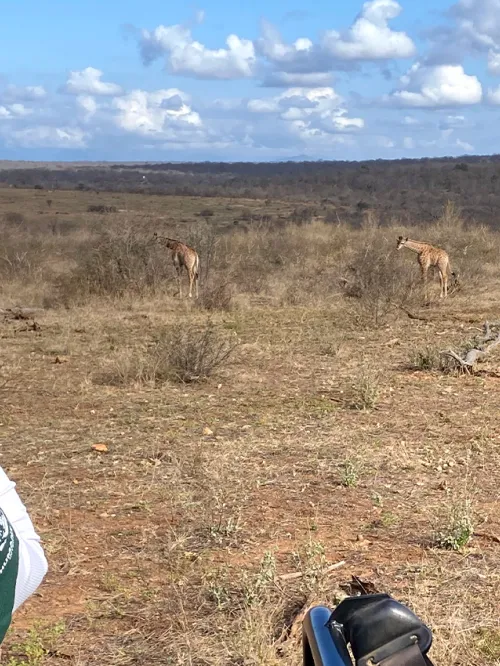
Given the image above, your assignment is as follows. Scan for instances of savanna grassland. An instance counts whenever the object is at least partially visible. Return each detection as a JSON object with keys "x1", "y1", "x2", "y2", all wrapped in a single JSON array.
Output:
[{"x1": 0, "y1": 183, "x2": 499, "y2": 666}]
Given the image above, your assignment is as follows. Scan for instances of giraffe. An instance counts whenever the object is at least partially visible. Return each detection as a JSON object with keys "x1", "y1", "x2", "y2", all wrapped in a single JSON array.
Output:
[
  {"x1": 396, "y1": 236, "x2": 456, "y2": 301},
  {"x1": 152, "y1": 232, "x2": 200, "y2": 298}
]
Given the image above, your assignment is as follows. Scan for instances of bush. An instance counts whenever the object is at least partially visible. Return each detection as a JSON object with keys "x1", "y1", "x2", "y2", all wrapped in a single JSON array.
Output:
[
  {"x1": 341, "y1": 232, "x2": 417, "y2": 325},
  {"x1": 95, "y1": 320, "x2": 239, "y2": 386},
  {"x1": 3, "y1": 211, "x2": 25, "y2": 226},
  {"x1": 87, "y1": 204, "x2": 118, "y2": 213},
  {"x1": 55, "y1": 231, "x2": 168, "y2": 302},
  {"x1": 411, "y1": 347, "x2": 443, "y2": 371},
  {"x1": 349, "y1": 371, "x2": 380, "y2": 410},
  {"x1": 434, "y1": 500, "x2": 474, "y2": 551},
  {"x1": 197, "y1": 280, "x2": 234, "y2": 311},
  {"x1": 161, "y1": 319, "x2": 239, "y2": 383}
]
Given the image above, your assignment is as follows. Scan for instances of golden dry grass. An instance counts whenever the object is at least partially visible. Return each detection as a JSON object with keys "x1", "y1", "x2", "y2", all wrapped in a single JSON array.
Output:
[{"x1": 0, "y1": 189, "x2": 499, "y2": 665}]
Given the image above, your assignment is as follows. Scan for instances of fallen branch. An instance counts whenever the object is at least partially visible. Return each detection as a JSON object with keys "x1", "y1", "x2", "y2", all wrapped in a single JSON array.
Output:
[
  {"x1": 0, "y1": 307, "x2": 45, "y2": 320},
  {"x1": 440, "y1": 321, "x2": 500, "y2": 374},
  {"x1": 473, "y1": 531, "x2": 500, "y2": 544},
  {"x1": 390, "y1": 302, "x2": 431, "y2": 322}
]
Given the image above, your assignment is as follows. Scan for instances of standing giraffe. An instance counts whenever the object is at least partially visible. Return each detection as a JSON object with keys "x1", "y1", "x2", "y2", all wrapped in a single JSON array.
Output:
[
  {"x1": 396, "y1": 236, "x2": 456, "y2": 300},
  {"x1": 152, "y1": 232, "x2": 200, "y2": 298}
]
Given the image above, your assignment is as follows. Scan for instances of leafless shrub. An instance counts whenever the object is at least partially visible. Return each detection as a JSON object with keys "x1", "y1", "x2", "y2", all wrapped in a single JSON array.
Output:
[
  {"x1": 95, "y1": 319, "x2": 239, "y2": 386},
  {"x1": 55, "y1": 230, "x2": 168, "y2": 303},
  {"x1": 3, "y1": 211, "x2": 25, "y2": 227},
  {"x1": 341, "y1": 239, "x2": 416, "y2": 325},
  {"x1": 164, "y1": 319, "x2": 239, "y2": 383},
  {"x1": 87, "y1": 204, "x2": 118, "y2": 213},
  {"x1": 197, "y1": 279, "x2": 234, "y2": 311}
]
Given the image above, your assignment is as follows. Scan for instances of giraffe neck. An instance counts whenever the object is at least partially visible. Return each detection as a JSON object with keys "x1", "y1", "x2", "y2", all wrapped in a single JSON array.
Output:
[
  {"x1": 157, "y1": 236, "x2": 176, "y2": 249},
  {"x1": 403, "y1": 239, "x2": 429, "y2": 254}
]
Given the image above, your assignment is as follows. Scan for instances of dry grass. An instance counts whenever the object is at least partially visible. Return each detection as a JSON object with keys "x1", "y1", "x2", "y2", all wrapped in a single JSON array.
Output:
[{"x1": 0, "y1": 188, "x2": 499, "y2": 666}]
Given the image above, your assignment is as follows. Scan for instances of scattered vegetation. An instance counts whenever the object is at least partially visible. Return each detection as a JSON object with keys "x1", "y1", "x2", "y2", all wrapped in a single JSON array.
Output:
[
  {"x1": 94, "y1": 319, "x2": 239, "y2": 385},
  {"x1": 434, "y1": 500, "x2": 474, "y2": 551},
  {"x1": 5, "y1": 155, "x2": 500, "y2": 226},
  {"x1": 87, "y1": 204, "x2": 118, "y2": 213},
  {"x1": 410, "y1": 346, "x2": 450, "y2": 372},
  {"x1": 0, "y1": 185, "x2": 499, "y2": 666},
  {"x1": 340, "y1": 458, "x2": 359, "y2": 488},
  {"x1": 164, "y1": 319, "x2": 239, "y2": 383},
  {"x1": 6, "y1": 622, "x2": 65, "y2": 666},
  {"x1": 350, "y1": 371, "x2": 380, "y2": 410}
]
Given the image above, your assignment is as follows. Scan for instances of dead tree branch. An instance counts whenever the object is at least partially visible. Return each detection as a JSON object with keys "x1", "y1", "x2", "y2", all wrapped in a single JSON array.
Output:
[
  {"x1": 440, "y1": 321, "x2": 500, "y2": 374},
  {"x1": 0, "y1": 307, "x2": 44, "y2": 320}
]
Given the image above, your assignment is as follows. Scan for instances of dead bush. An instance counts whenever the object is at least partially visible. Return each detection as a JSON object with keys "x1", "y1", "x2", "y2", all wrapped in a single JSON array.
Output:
[
  {"x1": 55, "y1": 230, "x2": 168, "y2": 303},
  {"x1": 409, "y1": 346, "x2": 455, "y2": 373},
  {"x1": 0, "y1": 228, "x2": 47, "y2": 281},
  {"x1": 341, "y1": 238, "x2": 417, "y2": 325},
  {"x1": 3, "y1": 211, "x2": 25, "y2": 227},
  {"x1": 87, "y1": 204, "x2": 118, "y2": 213},
  {"x1": 197, "y1": 279, "x2": 234, "y2": 311},
  {"x1": 184, "y1": 219, "x2": 219, "y2": 285},
  {"x1": 161, "y1": 319, "x2": 239, "y2": 383},
  {"x1": 95, "y1": 320, "x2": 239, "y2": 386}
]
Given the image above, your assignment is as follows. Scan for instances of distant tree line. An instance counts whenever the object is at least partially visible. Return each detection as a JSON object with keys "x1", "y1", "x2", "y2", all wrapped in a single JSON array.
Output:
[{"x1": 2, "y1": 155, "x2": 500, "y2": 226}]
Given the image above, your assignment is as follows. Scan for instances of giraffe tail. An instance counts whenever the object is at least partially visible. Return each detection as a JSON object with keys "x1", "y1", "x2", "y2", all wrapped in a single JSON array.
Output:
[{"x1": 448, "y1": 265, "x2": 459, "y2": 288}]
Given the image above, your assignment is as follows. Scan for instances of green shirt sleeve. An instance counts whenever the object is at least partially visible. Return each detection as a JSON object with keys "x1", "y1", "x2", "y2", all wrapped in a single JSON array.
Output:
[{"x1": 0, "y1": 508, "x2": 20, "y2": 644}]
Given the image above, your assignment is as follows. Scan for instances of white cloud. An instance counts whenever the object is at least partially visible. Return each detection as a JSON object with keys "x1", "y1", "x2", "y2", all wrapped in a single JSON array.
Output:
[
  {"x1": 248, "y1": 86, "x2": 364, "y2": 136},
  {"x1": 256, "y1": 20, "x2": 314, "y2": 64},
  {"x1": 428, "y1": 0, "x2": 500, "y2": 65},
  {"x1": 3, "y1": 85, "x2": 46, "y2": 102},
  {"x1": 262, "y1": 71, "x2": 334, "y2": 87},
  {"x1": 112, "y1": 88, "x2": 202, "y2": 137},
  {"x1": 77, "y1": 95, "x2": 98, "y2": 122},
  {"x1": 0, "y1": 103, "x2": 32, "y2": 119},
  {"x1": 322, "y1": 0, "x2": 416, "y2": 60},
  {"x1": 386, "y1": 63, "x2": 482, "y2": 107},
  {"x1": 255, "y1": 20, "x2": 329, "y2": 78},
  {"x1": 139, "y1": 24, "x2": 255, "y2": 79},
  {"x1": 450, "y1": 0, "x2": 500, "y2": 51},
  {"x1": 486, "y1": 84, "x2": 500, "y2": 103},
  {"x1": 8, "y1": 126, "x2": 87, "y2": 148},
  {"x1": 63, "y1": 67, "x2": 123, "y2": 96},
  {"x1": 488, "y1": 49, "x2": 500, "y2": 74},
  {"x1": 403, "y1": 136, "x2": 415, "y2": 148},
  {"x1": 376, "y1": 135, "x2": 395, "y2": 148},
  {"x1": 456, "y1": 137, "x2": 474, "y2": 151},
  {"x1": 439, "y1": 114, "x2": 467, "y2": 129},
  {"x1": 402, "y1": 115, "x2": 419, "y2": 125},
  {"x1": 247, "y1": 98, "x2": 279, "y2": 113}
]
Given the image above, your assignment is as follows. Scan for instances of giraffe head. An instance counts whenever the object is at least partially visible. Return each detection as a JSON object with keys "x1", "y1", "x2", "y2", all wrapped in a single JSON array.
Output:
[{"x1": 396, "y1": 235, "x2": 409, "y2": 250}]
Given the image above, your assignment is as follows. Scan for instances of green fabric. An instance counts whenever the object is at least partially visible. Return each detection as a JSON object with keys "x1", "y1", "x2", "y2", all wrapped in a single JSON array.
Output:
[{"x1": 0, "y1": 508, "x2": 19, "y2": 644}]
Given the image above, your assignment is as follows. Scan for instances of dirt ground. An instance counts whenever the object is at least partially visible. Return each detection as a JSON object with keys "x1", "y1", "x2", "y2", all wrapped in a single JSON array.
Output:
[{"x1": 0, "y1": 188, "x2": 499, "y2": 666}]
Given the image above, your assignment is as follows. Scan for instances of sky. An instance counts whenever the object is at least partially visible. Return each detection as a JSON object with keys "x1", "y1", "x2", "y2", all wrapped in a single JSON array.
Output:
[{"x1": 2, "y1": 0, "x2": 500, "y2": 162}]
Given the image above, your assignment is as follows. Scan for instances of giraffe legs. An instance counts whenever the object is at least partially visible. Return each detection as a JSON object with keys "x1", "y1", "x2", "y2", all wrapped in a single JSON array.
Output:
[
  {"x1": 438, "y1": 271, "x2": 444, "y2": 298},
  {"x1": 422, "y1": 268, "x2": 429, "y2": 303},
  {"x1": 188, "y1": 270, "x2": 194, "y2": 298},
  {"x1": 175, "y1": 265, "x2": 183, "y2": 298}
]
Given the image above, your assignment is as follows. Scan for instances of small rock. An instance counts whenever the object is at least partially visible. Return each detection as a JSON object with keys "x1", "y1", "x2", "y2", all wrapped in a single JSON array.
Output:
[
  {"x1": 203, "y1": 427, "x2": 213, "y2": 436},
  {"x1": 92, "y1": 443, "x2": 108, "y2": 453}
]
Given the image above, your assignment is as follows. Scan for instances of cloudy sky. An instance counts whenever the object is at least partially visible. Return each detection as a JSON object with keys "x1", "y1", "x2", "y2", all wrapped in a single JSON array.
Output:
[{"x1": 2, "y1": 0, "x2": 500, "y2": 161}]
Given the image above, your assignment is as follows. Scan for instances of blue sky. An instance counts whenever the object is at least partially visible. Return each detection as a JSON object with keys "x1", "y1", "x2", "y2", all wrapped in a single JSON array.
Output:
[{"x1": 1, "y1": 0, "x2": 500, "y2": 161}]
